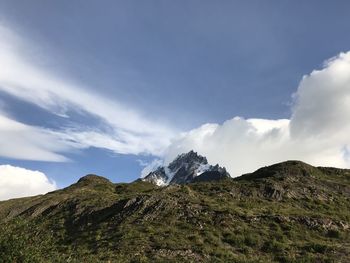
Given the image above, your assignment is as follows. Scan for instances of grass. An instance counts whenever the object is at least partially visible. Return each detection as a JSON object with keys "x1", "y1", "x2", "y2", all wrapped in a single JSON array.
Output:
[{"x1": 0, "y1": 162, "x2": 349, "y2": 262}]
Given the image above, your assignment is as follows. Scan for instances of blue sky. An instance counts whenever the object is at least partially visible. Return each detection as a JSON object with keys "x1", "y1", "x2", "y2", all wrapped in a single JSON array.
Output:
[{"x1": 1, "y1": 1, "x2": 350, "y2": 198}]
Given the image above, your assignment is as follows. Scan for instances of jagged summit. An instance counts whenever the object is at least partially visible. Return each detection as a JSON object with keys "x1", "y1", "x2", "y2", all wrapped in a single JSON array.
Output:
[{"x1": 142, "y1": 150, "x2": 230, "y2": 186}]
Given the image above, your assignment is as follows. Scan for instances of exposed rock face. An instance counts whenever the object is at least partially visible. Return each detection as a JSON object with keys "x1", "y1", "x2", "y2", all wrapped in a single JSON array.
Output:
[{"x1": 142, "y1": 151, "x2": 230, "y2": 185}]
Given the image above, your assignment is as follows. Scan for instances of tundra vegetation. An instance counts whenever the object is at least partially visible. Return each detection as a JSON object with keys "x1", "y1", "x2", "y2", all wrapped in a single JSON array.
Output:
[{"x1": 0, "y1": 161, "x2": 349, "y2": 262}]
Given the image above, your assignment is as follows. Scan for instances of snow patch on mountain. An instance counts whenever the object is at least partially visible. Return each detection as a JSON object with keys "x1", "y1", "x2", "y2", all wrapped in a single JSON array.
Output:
[
  {"x1": 142, "y1": 150, "x2": 230, "y2": 186},
  {"x1": 196, "y1": 163, "x2": 211, "y2": 176}
]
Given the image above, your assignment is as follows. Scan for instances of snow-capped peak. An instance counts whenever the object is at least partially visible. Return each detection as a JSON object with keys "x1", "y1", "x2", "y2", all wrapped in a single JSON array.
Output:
[{"x1": 142, "y1": 151, "x2": 230, "y2": 186}]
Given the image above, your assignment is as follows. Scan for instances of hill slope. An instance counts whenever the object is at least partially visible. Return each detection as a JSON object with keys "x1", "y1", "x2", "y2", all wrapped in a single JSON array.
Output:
[{"x1": 0, "y1": 161, "x2": 349, "y2": 262}]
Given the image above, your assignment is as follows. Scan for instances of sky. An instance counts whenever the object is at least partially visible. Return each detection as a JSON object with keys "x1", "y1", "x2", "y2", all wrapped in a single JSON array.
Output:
[{"x1": 1, "y1": 1, "x2": 350, "y2": 200}]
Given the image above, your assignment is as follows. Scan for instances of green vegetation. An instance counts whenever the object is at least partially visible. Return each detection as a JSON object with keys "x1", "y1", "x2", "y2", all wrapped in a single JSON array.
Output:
[{"x1": 0, "y1": 162, "x2": 349, "y2": 262}]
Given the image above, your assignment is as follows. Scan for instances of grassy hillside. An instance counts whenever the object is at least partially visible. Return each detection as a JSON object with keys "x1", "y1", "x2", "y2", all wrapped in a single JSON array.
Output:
[{"x1": 0, "y1": 161, "x2": 349, "y2": 262}]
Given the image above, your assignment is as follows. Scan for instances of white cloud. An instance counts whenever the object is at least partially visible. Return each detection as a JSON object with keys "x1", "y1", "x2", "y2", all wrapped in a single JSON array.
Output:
[
  {"x1": 0, "y1": 23, "x2": 176, "y2": 161},
  {"x1": 0, "y1": 165, "x2": 56, "y2": 201},
  {"x1": 1, "y1": 23, "x2": 350, "y2": 178},
  {"x1": 161, "y1": 52, "x2": 350, "y2": 177},
  {"x1": 0, "y1": 113, "x2": 77, "y2": 161},
  {"x1": 291, "y1": 52, "x2": 350, "y2": 140}
]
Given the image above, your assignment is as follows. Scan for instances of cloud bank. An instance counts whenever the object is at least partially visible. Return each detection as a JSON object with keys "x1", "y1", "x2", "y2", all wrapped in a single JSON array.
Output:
[
  {"x1": 161, "y1": 52, "x2": 350, "y2": 176},
  {"x1": 0, "y1": 23, "x2": 176, "y2": 161},
  {"x1": 0, "y1": 165, "x2": 56, "y2": 201}
]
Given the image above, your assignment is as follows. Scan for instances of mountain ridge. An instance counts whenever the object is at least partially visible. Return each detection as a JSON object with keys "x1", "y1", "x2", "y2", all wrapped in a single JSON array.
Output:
[{"x1": 0, "y1": 158, "x2": 349, "y2": 262}]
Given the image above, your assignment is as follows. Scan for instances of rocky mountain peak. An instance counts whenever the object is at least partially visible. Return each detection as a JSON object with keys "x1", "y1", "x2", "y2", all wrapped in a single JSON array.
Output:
[
  {"x1": 142, "y1": 151, "x2": 230, "y2": 186},
  {"x1": 168, "y1": 150, "x2": 208, "y2": 171}
]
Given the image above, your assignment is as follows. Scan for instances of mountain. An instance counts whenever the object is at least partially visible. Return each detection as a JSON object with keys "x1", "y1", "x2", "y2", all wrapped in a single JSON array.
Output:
[
  {"x1": 142, "y1": 150, "x2": 230, "y2": 185},
  {"x1": 0, "y1": 160, "x2": 349, "y2": 262}
]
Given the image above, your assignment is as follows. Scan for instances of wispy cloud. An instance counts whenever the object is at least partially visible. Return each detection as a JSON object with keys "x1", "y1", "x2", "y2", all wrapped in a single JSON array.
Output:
[
  {"x1": 0, "y1": 113, "x2": 75, "y2": 161},
  {"x1": 2, "y1": 22, "x2": 350, "y2": 178},
  {"x1": 0, "y1": 23, "x2": 176, "y2": 161}
]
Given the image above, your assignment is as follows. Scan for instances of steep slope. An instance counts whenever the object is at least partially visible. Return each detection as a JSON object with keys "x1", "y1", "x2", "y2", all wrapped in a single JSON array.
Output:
[
  {"x1": 0, "y1": 161, "x2": 349, "y2": 262},
  {"x1": 142, "y1": 150, "x2": 230, "y2": 185}
]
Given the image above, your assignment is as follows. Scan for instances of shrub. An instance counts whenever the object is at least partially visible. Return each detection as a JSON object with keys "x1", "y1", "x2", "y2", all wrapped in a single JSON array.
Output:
[{"x1": 326, "y1": 229, "x2": 341, "y2": 239}]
